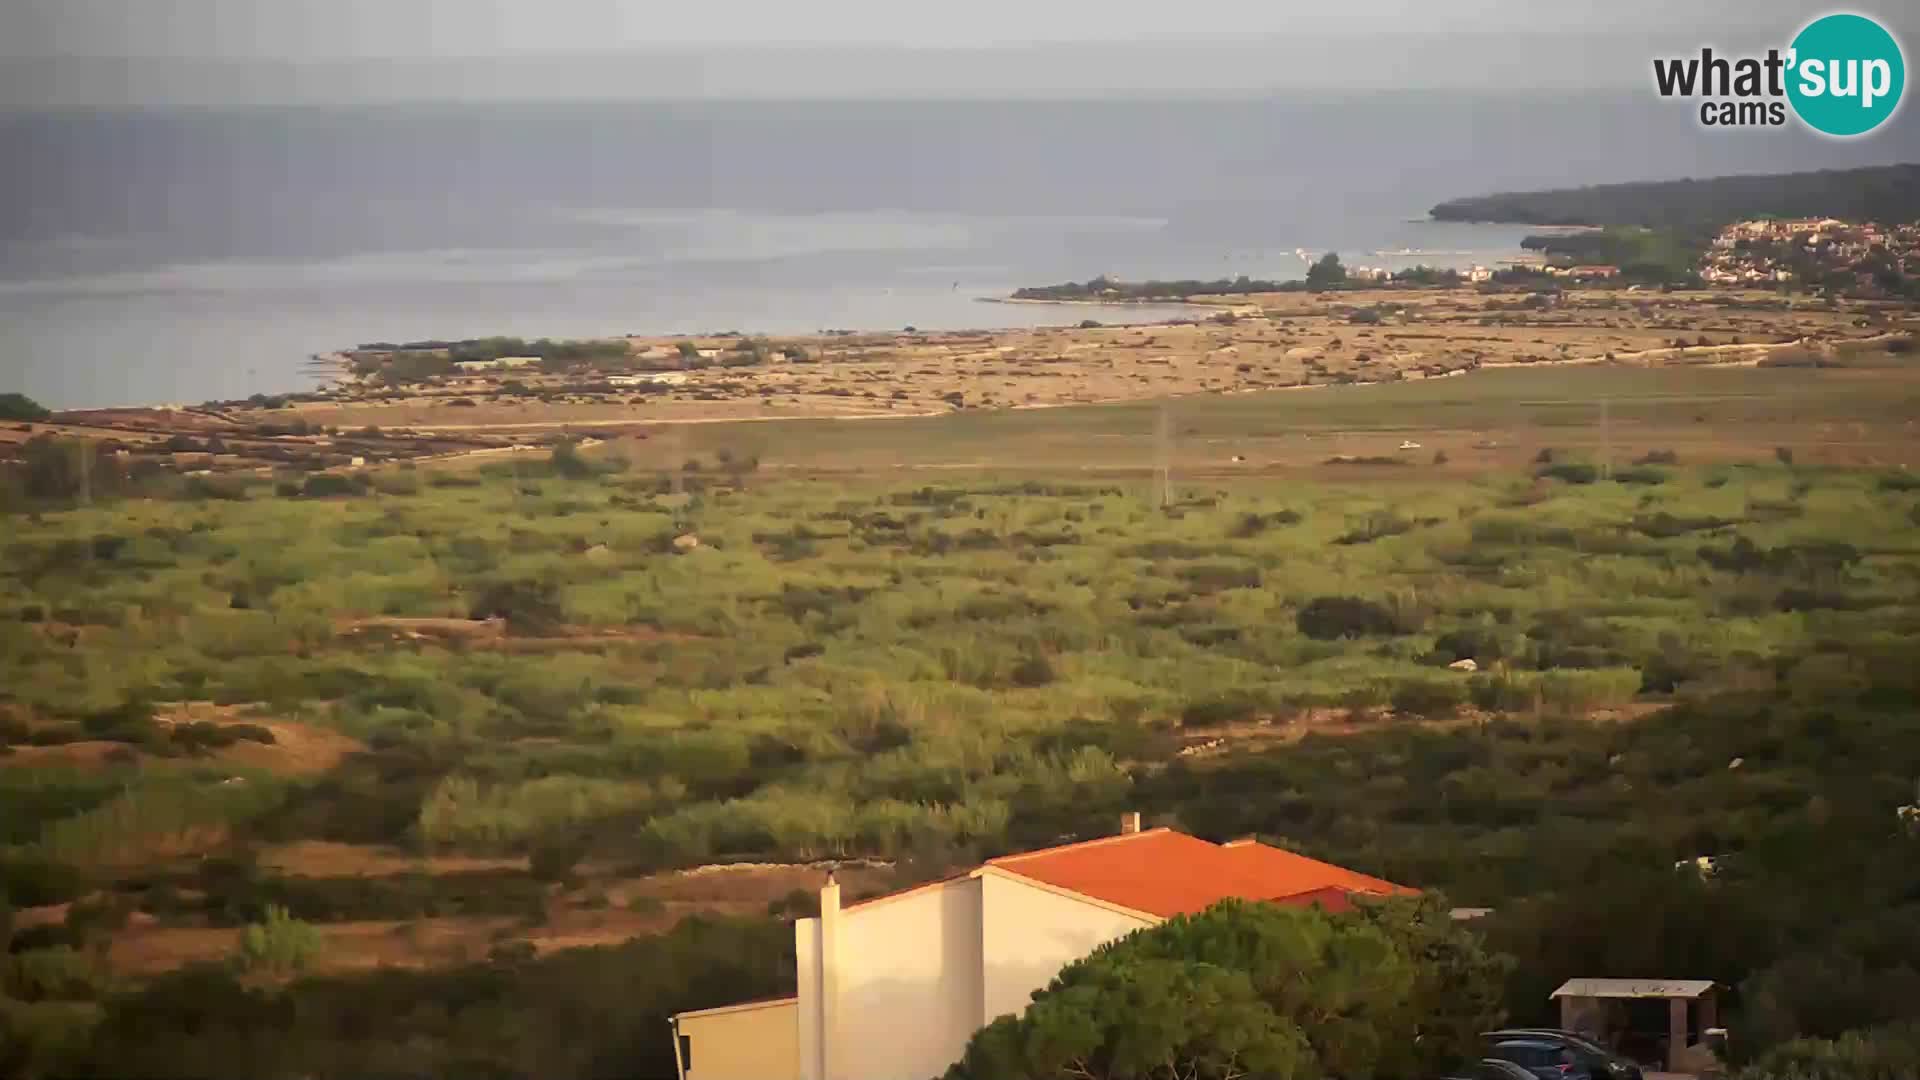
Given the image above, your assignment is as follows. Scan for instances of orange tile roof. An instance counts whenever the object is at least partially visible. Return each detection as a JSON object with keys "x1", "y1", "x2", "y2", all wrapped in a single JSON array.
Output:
[
  {"x1": 1268, "y1": 885, "x2": 1360, "y2": 913},
  {"x1": 1218, "y1": 836, "x2": 1414, "y2": 898},
  {"x1": 985, "y1": 828, "x2": 1413, "y2": 918}
]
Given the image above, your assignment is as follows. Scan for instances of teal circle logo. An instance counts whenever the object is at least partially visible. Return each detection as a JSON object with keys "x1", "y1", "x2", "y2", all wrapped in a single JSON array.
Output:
[{"x1": 1787, "y1": 13, "x2": 1905, "y2": 136}]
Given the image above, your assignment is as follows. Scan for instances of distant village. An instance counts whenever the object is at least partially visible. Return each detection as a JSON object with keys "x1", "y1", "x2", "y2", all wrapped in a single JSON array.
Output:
[
  {"x1": 1700, "y1": 217, "x2": 1920, "y2": 292},
  {"x1": 1346, "y1": 263, "x2": 1616, "y2": 285}
]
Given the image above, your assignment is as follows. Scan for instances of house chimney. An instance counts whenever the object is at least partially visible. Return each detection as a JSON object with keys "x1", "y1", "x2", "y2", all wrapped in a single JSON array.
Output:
[
  {"x1": 1120, "y1": 811, "x2": 1142, "y2": 835},
  {"x1": 818, "y1": 871, "x2": 842, "y2": 1080}
]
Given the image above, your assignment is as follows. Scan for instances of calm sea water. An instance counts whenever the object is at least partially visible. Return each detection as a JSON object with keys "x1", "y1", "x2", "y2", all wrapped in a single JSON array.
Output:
[{"x1": 2, "y1": 96, "x2": 1913, "y2": 407}]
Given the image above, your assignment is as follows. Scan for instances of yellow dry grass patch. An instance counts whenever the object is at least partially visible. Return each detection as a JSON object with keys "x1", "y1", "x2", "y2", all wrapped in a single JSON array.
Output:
[{"x1": 260, "y1": 841, "x2": 527, "y2": 878}]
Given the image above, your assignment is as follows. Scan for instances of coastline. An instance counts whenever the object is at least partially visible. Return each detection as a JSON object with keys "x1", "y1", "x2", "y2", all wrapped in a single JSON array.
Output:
[
  {"x1": 976, "y1": 296, "x2": 1212, "y2": 310},
  {"x1": 13, "y1": 283, "x2": 1907, "y2": 484}
]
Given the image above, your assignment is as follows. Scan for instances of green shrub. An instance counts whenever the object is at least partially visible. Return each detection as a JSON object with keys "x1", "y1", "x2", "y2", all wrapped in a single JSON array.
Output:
[
  {"x1": 529, "y1": 834, "x2": 590, "y2": 884},
  {"x1": 182, "y1": 474, "x2": 251, "y2": 501},
  {"x1": 1390, "y1": 679, "x2": 1468, "y2": 718},
  {"x1": 419, "y1": 775, "x2": 673, "y2": 851},
  {"x1": 1227, "y1": 510, "x2": 1301, "y2": 538},
  {"x1": 1180, "y1": 691, "x2": 1270, "y2": 728},
  {"x1": 3, "y1": 945, "x2": 109, "y2": 1001},
  {"x1": 300, "y1": 473, "x2": 360, "y2": 497},
  {"x1": 233, "y1": 905, "x2": 321, "y2": 975},
  {"x1": 1335, "y1": 511, "x2": 1416, "y2": 545},
  {"x1": 0, "y1": 855, "x2": 87, "y2": 907},
  {"x1": 1176, "y1": 563, "x2": 1261, "y2": 592},
  {"x1": 1297, "y1": 596, "x2": 1401, "y2": 640},
  {"x1": 550, "y1": 441, "x2": 595, "y2": 479},
  {"x1": 371, "y1": 471, "x2": 422, "y2": 496},
  {"x1": 1612, "y1": 466, "x2": 1668, "y2": 485},
  {"x1": 1009, "y1": 655, "x2": 1056, "y2": 688},
  {"x1": 1536, "y1": 462, "x2": 1599, "y2": 484},
  {"x1": 469, "y1": 579, "x2": 566, "y2": 634}
]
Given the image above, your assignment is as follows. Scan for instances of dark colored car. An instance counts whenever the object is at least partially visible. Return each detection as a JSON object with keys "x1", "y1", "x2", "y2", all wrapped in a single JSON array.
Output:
[
  {"x1": 1488, "y1": 1038, "x2": 1593, "y2": 1080},
  {"x1": 1446, "y1": 1058, "x2": 1542, "y2": 1080},
  {"x1": 1483, "y1": 1030, "x2": 1643, "y2": 1080}
]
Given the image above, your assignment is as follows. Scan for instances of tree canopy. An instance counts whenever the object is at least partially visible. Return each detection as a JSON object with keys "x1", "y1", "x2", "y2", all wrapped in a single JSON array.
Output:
[
  {"x1": 1305, "y1": 253, "x2": 1347, "y2": 289},
  {"x1": 0, "y1": 393, "x2": 51, "y2": 422},
  {"x1": 945, "y1": 896, "x2": 1507, "y2": 1080},
  {"x1": 1430, "y1": 164, "x2": 1920, "y2": 229}
]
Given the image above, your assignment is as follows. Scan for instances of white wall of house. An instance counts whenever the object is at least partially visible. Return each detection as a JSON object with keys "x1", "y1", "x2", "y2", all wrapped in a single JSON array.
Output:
[
  {"x1": 977, "y1": 871, "x2": 1153, "y2": 1024},
  {"x1": 792, "y1": 870, "x2": 1154, "y2": 1080},
  {"x1": 797, "y1": 921, "x2": 822, "y2": 1080},
  {"x1": 798, "y1": 877, "x2": 985, "y2": 1080},
  {"x1": 678, "y1": 999, "x2": 799, "y2": 1080}
]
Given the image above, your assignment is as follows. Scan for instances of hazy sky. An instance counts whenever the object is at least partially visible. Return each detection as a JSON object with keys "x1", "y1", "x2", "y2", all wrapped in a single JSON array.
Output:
[
  {"x1": 4, "y1": 0, "x2": 1878, "y2": 55},
  {"x1": 2, "y1": 0, "x2": 1914, "y2": 103}
]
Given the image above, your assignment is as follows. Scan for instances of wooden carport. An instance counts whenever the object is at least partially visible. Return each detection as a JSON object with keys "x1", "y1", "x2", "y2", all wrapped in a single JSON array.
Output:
[{"x1": 1551, "y1": 978, "x2": 1719, "y2": 1073}]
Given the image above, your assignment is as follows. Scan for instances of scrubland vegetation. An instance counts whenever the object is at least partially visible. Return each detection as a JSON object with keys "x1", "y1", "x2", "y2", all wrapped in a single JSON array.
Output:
[{"x1": 4, "y1": 373, "x2": 1920, "y2": 1077}]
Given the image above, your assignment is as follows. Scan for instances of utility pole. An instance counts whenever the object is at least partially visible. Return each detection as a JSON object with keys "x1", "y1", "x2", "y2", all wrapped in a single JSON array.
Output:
[
  {"x1": 1154, "y1": 402, "x2": 1172, "y2": 509},
  {"x1": 1600, "y1": 396, "x2": 1613, "y2": 481},
  {"x1": 669, "y1": 425, "x2": 686, "y2": 496}
]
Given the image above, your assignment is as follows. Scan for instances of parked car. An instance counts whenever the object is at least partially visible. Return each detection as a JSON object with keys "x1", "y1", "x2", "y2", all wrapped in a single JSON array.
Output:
[
  {"x1": 1488, "y1": 1038, "x2": 1591, "y2": 1080},
  {"x1": 1483, "y1": 1029, "x2": 1643, "y2": 1080},
  {"x1": 1446, "y1": 1058, "x2": 1541, "y2": 1080}
]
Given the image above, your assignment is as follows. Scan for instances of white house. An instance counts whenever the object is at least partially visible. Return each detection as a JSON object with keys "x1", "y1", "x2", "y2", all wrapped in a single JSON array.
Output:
[
  {"x1": 670, "y1": 817, "x2": 1414, "y2": 1080},
  {"x1": 454, "y1": 356, "x2": 542, "y2": 372}
]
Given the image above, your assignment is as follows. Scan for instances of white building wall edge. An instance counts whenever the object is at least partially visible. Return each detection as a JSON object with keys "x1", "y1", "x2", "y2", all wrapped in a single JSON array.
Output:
[
  {"x1": 830, "y1": 878, "x2": 983, "y2": 1080},
  {"x1": 977, "y1": 872, "x2": 1155, "y2": 1025}
]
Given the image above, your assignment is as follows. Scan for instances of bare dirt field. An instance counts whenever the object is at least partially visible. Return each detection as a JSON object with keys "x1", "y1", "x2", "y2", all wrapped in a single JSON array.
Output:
[{"x1": 0, "y1": 705, "x2": 365, "y2": 777}]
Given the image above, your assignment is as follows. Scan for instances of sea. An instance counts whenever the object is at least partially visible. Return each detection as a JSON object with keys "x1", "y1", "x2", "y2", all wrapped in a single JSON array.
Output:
[{"x1": 3, "y1": 95, "x2": 1915, "y2": 408}]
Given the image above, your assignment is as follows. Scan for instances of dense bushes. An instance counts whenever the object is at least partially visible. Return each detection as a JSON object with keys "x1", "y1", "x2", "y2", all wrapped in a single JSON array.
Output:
[
  {"x1": 1738, "y1": 1022, "x2": 1920, "y2": 1080},
  {"x1": 64, "y1": 915, "x2": 795, "y2": 1080},
  {"x1": 0, "y1": 854, "x2": 87, "y2": 908},
  {"x1": 1227, "y1": 509, "x2": 1301, "y2": 538},
  {"x1": 469, "y1": 578, "x2": 566, "y2": 633},
  {"x1": 298, "y1": 473, "x2": 365, "y2": 498},
  {"x1": 1536, "y1": 461, "x2": 1600, "y2": 484},
  {"x1": 6, "y1": 462, "x2": 1920, "y2": 1074},
  {"x1": 418, "y1": 775, "x2": 679, "y2": 851},
  {"x1": 1296, "y1": 596, "x2": 1403, "y2": 639},
  {"x1": 167, "y1": 861, "x2": 549, "y2": 924},
  {"x1": 1390, "y1": 678, "x2": 1468, "y2": 717}
]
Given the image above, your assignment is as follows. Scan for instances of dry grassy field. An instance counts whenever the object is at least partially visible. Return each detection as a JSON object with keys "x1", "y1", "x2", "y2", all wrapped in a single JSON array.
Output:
[{"x1": 280, "y1": 287, "x2": 1907, "y2": 429}]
